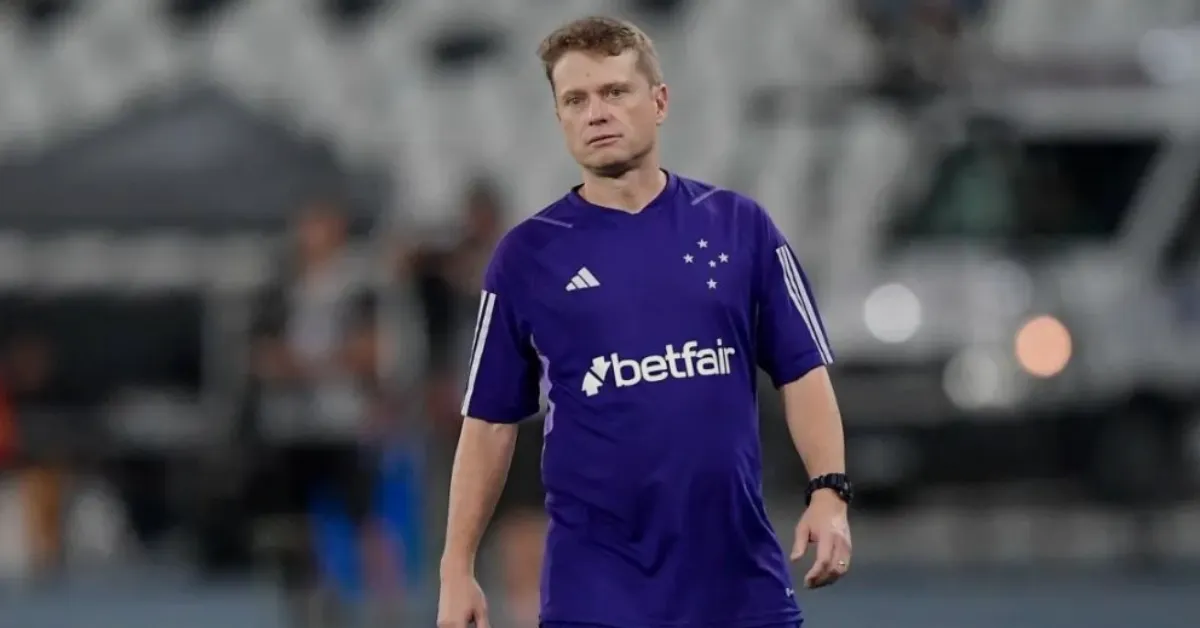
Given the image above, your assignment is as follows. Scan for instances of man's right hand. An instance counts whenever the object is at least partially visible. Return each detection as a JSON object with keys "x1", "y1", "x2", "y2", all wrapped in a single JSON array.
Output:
[{"x1": 437, "y1": 572, "x2": 490, "y2": 628}]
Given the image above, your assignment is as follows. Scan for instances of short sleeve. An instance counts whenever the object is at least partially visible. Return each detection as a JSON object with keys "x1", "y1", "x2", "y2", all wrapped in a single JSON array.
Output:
[
  {"x1": 459, "y1": 242, "x2": 542, "y2": 423},
  {"x1": 753, "y1": 205, "x2": 834, "y2": 387}
]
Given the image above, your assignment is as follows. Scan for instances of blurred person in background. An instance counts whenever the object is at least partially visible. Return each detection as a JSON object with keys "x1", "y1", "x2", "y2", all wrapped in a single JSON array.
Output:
[
  {"x1": 246, "y1": 200, "x2": 400, "y2": 627},
  {"x1": 0, "y1": 330, "x2": 64, "y2": 583},
  {"x1": 335, "y1": 290, "x2": 415, "y2": 623},
  {"x1": 408, "y1": 175, "x2": 548, "y2": 625},
  {"x1": 455, "y1": 184, "x2": 547, "y2": 628},
  {"x1": 857, "y1": 0, "x2": 988, "y2": 103},
  {"x1": 410, "y1": 176, "x2": 506, "y2": 437},
  {"x1": 442, "y1": 176, "x2": 505, "y2": 296}
]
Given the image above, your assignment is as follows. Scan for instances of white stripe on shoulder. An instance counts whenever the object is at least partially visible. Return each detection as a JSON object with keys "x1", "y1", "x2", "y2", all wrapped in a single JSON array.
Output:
[
  {"x1": 530, "y1": 215, "x2": 573, "y2": 228},
  {"x1": 783, "y1": 251, "x2": 832, "y2": 362},
  {"x1": 690, "y1": 187, "x2": 721, "y2": 205},
  {"x1": 775, "y1": 246, "x2": 832, "y2": 364},
  {"x1": 468, "y1": 289, "x2": 488, "y2": 356},
  {"x1": 774, "y1": 247, "x2": 820, "y2": 358},
  {"x1": 461, "y1": 290, "x2": 497, "y2": 415}
]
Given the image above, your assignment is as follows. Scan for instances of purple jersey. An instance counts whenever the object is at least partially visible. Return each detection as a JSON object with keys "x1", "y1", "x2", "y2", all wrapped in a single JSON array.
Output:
[{"x1": 461, "y1": 173, "x2": 833, "y2": 627}]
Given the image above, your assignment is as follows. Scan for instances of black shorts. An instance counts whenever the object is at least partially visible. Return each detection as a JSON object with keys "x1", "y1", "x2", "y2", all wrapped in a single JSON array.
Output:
[
  {"x1": 252, "y1": 443, "x2": 376, "y2": 524},
  {"x1": 494, "y1": 420, "x2": 546, "y2": 519}
]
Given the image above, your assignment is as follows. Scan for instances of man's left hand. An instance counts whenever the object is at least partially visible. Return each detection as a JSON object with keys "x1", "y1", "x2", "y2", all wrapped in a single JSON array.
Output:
[{"x1": 790, "y1": 490, "x2": 852, "y2": 589}]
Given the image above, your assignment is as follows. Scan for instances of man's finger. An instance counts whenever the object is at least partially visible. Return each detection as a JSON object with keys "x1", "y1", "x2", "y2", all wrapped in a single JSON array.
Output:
[
  {"x1": 804, "y1": 559, "x2": 830, "y2": 588},
  {"x1": 808, "y1": 535, "x2": 851, "y2": 589},
  {"x1": 804, "y1": 530, "x2": 835, "y2": 587},
  {"x1": 790, "y1": 522, "x2": 811, "y2": 561},
  {"x1": 831, "y1": 559, "x2": 849, "y2": 577},
  {"x1": 474, "y1": 606, "x2": 492, "y2": 628},
  {"x1": 832, "y1": 536, "x2": 852, "y2": 576}
]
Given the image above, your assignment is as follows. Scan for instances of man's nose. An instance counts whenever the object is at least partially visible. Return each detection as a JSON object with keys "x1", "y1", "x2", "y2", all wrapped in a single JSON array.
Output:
[{"x1": 586, "y1": 101, "x2": 611, "y2": 124}]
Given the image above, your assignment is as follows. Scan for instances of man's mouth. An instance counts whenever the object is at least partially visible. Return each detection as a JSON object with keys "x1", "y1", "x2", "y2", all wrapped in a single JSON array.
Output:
[{"x1": 587, "y1": 134, "x2": 621, "y2": 146}]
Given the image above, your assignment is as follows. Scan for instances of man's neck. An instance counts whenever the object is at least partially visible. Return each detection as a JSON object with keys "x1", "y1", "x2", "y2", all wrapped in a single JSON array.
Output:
[{"x1": 580, "y1": 161, "x2": 667, "y2": 214}]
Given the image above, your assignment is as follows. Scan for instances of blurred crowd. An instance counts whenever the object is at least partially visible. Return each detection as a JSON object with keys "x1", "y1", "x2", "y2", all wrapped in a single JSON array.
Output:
[
  {"x1": 0, "y1": 167, "x2": 549, "y2": 624},
  {"x1": 0, "y1": 0, "x2": 1198, "y2": 627}
]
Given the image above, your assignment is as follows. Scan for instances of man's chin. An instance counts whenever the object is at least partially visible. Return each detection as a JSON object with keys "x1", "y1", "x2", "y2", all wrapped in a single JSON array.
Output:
[{"x1": 584, "y1": 155, "x2": 638, "y2": 179}]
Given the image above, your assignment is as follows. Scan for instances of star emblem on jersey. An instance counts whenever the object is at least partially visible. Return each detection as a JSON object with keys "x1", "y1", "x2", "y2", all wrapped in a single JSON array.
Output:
[
  {"x1": 683, "y1": 238, "x2": 727, "y2": 289},
  {"x1": 565, "y1": 266, "x2": 600, "y2": 292}
]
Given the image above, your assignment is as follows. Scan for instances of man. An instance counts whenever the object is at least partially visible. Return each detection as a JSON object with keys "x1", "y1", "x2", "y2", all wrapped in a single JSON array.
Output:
[
  {"x1": 438, "y1": 16, "x2": 853, "y2": 628},
  {"x1": 419, "y1": 177, "x2": 549, "y2": 626},
  {"x1": 409, "y1": 176, "x2": 507, "y2": 436},
  {"x1": 248, "y1": 201, "x2": 395, "y2": 627},
  {"x1": 408, "y1": 178, "x2": 547, "y2": 625}
]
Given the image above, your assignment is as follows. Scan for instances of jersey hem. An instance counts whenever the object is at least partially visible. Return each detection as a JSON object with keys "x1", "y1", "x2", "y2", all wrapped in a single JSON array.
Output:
[
  {"x1": 539, "y1": 609, "x2": 802, "y2": 628},
  {"x1": 464, "y1": 407, "x2": 539, "y2": 424},
  {"x1": 769, "y1": 349, "x2": 828, "y2": 388}
]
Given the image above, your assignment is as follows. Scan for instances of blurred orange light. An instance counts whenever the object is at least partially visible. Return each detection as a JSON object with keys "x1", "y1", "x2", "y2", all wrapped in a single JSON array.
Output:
[{"x1": 1014, "y1": 315, "x2": 1072, "y2": 378}]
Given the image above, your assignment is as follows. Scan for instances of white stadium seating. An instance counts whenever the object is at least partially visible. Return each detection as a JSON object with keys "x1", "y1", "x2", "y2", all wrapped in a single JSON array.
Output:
[{"x1": 0, "y1": 0, "x2": 1189, "y2": 233}]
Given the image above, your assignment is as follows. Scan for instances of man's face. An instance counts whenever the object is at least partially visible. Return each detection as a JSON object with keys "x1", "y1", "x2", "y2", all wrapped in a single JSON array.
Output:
[
  {"x1": 551, "y1": 50, "x2": 667, "y2": 177},
  {"x1": 296, "y1": 207, "x2": 345, "y2": 258}
]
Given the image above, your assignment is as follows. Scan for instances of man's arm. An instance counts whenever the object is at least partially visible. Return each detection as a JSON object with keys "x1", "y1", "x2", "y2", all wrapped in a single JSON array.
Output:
[
  {"x1": 782, "y1": 367, "x2": 851, "y2": 588},
  {"x1": 780, "y1": 367, "x2": 845, "y2": 480},
  {"x1": 440, "y1": 243, "x2": 542, "y2": 577},
  {"x1": 750, "y1": 201, "x2": 843, "y2": 478},
  {"x1": 751, "y1": 202, "x2": 850, "y2": 586},
  {"x1": 441, "y1": 418, "x2": 519, "y2": 572}
]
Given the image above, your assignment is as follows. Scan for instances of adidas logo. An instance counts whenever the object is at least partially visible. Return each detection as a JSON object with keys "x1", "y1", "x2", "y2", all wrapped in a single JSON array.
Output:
[{"x1": 565, "y1": 267, "x2": 600, "y2": 292}]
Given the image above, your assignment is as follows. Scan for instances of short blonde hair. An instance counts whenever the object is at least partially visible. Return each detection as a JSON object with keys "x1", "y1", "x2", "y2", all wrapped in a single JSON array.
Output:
[{"x1": 536, "y1": 16, "x2": 663, "y2": 90}]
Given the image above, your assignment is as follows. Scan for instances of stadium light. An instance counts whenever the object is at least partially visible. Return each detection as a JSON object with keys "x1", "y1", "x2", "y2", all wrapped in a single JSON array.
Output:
[
  {"x1": 1014, "y1": 314, "x2": 1072, "y2": 378},
  {"x1": 863, "y1": 282, "x2": 921, "y2": 344}
]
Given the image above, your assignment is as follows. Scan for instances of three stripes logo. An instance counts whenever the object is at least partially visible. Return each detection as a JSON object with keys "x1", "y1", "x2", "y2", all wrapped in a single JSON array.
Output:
[
  {"x1": 774, "y1": 245, "x2": 833, "y2": 364},
  {"x1": 460, "y1": 290, "x2": 496, "y2": 416},
  {"x1": 565, "y1": 267, "x2": 601, "y2": 292}
]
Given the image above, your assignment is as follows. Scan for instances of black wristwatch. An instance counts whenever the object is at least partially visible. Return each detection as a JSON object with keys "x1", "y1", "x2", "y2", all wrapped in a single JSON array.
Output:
[{"x1": 805, "y1": 473, "x2": 854, "y2": 506}]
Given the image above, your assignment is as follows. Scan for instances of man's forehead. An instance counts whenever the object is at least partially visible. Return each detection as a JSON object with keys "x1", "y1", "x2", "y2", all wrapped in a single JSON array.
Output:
[{"x1": 552, "y1": 50, "x2": 641, "y2": 91}]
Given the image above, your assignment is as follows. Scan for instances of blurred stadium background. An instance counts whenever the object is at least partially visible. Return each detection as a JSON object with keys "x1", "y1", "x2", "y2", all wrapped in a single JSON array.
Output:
[{"x1": 0, "y1": 0, "x2": 1199, "y2": 626}]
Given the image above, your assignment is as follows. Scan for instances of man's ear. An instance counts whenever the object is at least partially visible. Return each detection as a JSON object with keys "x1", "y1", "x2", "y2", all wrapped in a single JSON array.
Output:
[{"x1": 654, "y1": 83, "x2": 669, "y2": 125}]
